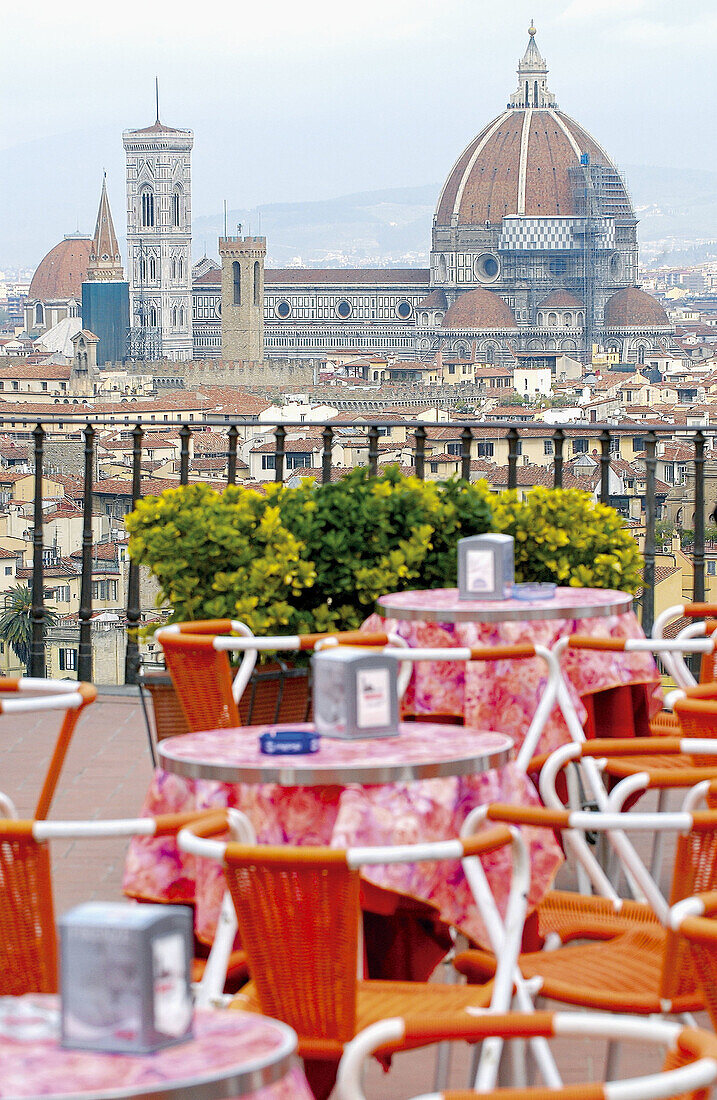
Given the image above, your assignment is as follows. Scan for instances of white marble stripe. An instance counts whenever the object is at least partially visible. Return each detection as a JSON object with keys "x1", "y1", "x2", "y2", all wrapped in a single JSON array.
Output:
[
  {"x1": 452, "y1": 111, "x2": 512, "y2": 219},
  {"x1": 549, "y1": 109, "x2": 582, "y2": 158},
  {"x1": 517, "y1": 108, "x2": 533, "y2": 215}
]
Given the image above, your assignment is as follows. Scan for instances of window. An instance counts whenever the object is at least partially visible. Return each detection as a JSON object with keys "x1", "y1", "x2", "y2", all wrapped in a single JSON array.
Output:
[
  {"x1": 261, "y1": 454, "x2": 276, "y2": 470},
  {"x1": 59, "y1": 648, "x2": 77, "y2": 672},
  {"x1": 633, "y1": 436, "x2": 645, "y2": 451},
  {"x1": 41, "y1": 382, "x2": 47, "y2": 392},
  {"x1": 286, "y1": 453, "x2": 311, "y2": 470},
  {"x1": 430, "y1": 462, "x2": 439, "y2": 473},
  {"x1": 477, "y1": 441, "x2": 494, "y2": 458},
  {"x1": 3, "y1": 566, "x2": 11, "y2": 576},
  {"x1": 447, "y1": 442, "x2": 462, "y2": 456},
  {"x1": 610, "y1": 436, "x2": 620, "y2": 454},
  {"x1": 140, "y1": 188, "x2": 155, "y2": 228},
  {"x1": 148, "y1": 256, "x2": 157, "y2": 281},
  {"x1": 233, "y1": 261, "x2": 241, "y2": 306},
  {"x1": 34, "y1": 303, "x2": 44, "y2": 325},
  {"x1": 708, "y1": 561, "x2": 716, "y2": 576},
  {"x1": 448, "y1": 365, "x2": 456, "y2": 375},
  {"x1": 92, "y1": 579, "x2": 117, "y2": 602},
  {"x1": 573, "y1": 439, "x2": 589, "y2": 454},
  {"x1": 544, "y1": 440, "x2": 554, "y2": 455},
  {"x1": 254, "y1": 261, "x2": 260, "y2": 306},
  {"x1": 172, "y1": 189, "x2": 181, "y2": 227}
]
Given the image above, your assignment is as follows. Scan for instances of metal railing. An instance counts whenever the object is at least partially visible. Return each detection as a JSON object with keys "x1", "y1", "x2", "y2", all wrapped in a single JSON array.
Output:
[{"x1": 7, "y1": 413, "x2": 708, "y2": 683}]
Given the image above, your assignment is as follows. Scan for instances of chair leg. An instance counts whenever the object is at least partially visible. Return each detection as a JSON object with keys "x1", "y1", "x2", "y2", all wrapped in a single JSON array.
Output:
[
  {"x1": 433, "y1": 948, "x2": 457, "y2": 1090},
  {"x1": 649, "y1": 788, "x2": 668, "y2": 881},
  {"x1": 605, "y1": 1040, "x2": 621, "y2": 1081}
]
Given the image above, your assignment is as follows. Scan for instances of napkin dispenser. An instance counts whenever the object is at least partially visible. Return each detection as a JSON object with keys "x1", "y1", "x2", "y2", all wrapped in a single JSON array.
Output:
[
  {"x1": 312, "y1": 647, "x2": 400, "y2": 739},
  {"x1": 59, "y1": 902, "x2": 193, "y2": 1053},
  {"x1": 458, "y1": 533, "x2": 514, "y2": 600}
]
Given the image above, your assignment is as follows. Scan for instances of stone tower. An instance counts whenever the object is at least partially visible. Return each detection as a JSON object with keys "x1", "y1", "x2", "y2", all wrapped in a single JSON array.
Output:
[
  {"x1": 123, "y1": 104, "x2": 193, "y2": 361},
  {"x1": 218, "y1": 236, "x2": 266, "y2": 362}
]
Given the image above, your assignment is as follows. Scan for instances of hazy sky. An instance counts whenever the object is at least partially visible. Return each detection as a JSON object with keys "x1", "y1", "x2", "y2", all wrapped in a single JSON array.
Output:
[{"x1": 3, "y1": 0, "x2": 716, "y2": 267}]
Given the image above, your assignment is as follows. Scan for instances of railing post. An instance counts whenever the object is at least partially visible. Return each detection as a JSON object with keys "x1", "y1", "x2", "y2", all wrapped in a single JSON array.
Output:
[
  {"x1": 642, "y1": 430, "x2": 657, "y2": 635},
  {"x1": 368, "y1": 425, "x2": 379, "y2": 476},
  {"x1": 227, "y1": 424, "x2": 238, "y2": 486},
  {"x1": 124, "y1": 423, "x2": 143, "y2": 685},
  {"x1": 322, "y1": 426, "x2": 333, "y2": 485},
  {"x1": 30, "y1": 423, "x2": 45, "y2": 677},
  {"x1": 507, "y1": 427, "x2": 520, "y2": 491},
  {"x1": 77, "y1": 423, "x2": 95, "y2": 682},
  {"x1": 414, "y1": 425, "x2": 426, "y2": 480},
  {"x1": 553, "y1": 428, "x2": 564, "y2": 489},
  {"x1": 693, "y1": 430, "x2": 706, "y2": 605},
  {"x1": 179, "y1": 423, "x2": 190, "y2": 485},
  {"x1": 274, "y1": 425, "x2": 286, "y2": 483},
  {"x1": 460, "y1": 427, "x2": 472, "y2": 481},
  {"x1": 600, "y1": 429, "x2": 611, "y2": 506}
]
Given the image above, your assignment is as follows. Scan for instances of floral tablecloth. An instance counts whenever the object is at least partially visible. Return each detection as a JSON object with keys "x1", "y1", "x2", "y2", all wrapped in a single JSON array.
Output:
[
  {"x1": 123, "y1": 723, "x2": 562, "y2": 955},
  {"x1": 0, "y1": 996, "x2": 311, "y2": 1098},
  {"x1": 367, "y1": 587, "x2": 662, "y2": 759}
]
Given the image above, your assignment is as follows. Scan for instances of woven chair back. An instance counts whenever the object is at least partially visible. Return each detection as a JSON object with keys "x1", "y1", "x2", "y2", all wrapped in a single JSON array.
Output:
[
  {"x1": 161, "y1": 634, "x2": 240, "y2": 731},
  {"x1": 223, "y1": 844, "x2": 359, "y2": 1045},
  {"x1": 0, "y1": 825, "x2": 56, "y2": 995},
  {"x1": 673, "y1": 695, "x2": 717, "y2": 766},
  {"x1": 661, "y1": 822, "x2": 717, "y2": 1002},
  {"x1": 678, "y1": 905, "x2": 717, "y2": 1035}
]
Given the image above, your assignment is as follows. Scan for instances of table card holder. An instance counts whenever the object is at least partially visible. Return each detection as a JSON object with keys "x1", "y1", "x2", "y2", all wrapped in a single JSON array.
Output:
[
  {"x1": 59, "y1": 902, "x2": 193, "y2": 1053},
  {"x1": 458, "y1": 533, "x2": 514, "y2": 600},
  {"x1": 312, "y1": 647, "x2": 400, "y2": 739}
]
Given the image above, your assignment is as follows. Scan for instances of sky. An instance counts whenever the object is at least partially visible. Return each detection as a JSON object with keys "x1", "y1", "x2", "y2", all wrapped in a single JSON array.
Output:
[{"x1": 2, "y1": 0, "x2": 716, "y2": 268}]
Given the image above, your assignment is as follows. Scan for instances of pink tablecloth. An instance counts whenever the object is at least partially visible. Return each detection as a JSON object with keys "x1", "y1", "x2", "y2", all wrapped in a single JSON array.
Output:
[
  {"x1": 367, "y1": 590, "x2": 662, "y2": 759},
  {"x1": 0, "y1": 996, "x2": 311, "y2": 1098},
  {"x1": 123, "y1": 723, "x2": 562, "y2": 953}
]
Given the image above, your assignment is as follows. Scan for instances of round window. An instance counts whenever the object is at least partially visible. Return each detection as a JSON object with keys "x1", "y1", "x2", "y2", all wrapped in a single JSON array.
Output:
[
  {"x1": 396, "y1": 301, "x2": 412, "y2": 319},
  {"x1": 276, "y1": 300, "x2": 291, "y2": 318},
  {"x1": 475, "y1": 253, "x2": 500, "y2": 282},
  {"x1": 336, "y1": 300, "x2": 352, "y2": 318}
]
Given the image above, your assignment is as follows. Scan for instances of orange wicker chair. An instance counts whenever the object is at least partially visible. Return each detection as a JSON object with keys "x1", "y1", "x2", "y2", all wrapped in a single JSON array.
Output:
[
  {"x1": 335, "y1": 1012, "x2": 717, "y2": 1100},
  {"x1": 0, "y1": 678, "x2": 96, "y2": 820},
  {"x1": 454, "y1": 798, "x2": 717, "y2": 1023},
  {"x1": 157, "y1": 620, "x2": 393, "y2": 733},
  {"x1": 670, "y1": 890, "x2": 717, "y2": 1033},
  {"x1": 650, "y1": 602, "x2": 717, "y2": 734},
  {"x1": 0, "y1": 810, "x2": 217, "y2": 996},
  {"x1": 178, "y1": 811, "x2": 527, "y2": 1100}
]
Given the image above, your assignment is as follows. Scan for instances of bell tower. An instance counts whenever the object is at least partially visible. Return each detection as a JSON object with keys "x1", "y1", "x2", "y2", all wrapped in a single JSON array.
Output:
[
  {"x1": 218, "y1": 236, "x2": 266, "y2": 362},
  {"x1": 123, "y1": 93, "x2": 193, "y2": 361}
]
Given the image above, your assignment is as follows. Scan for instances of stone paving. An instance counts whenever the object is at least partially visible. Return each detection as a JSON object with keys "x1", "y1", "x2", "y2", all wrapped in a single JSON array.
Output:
[{"x1": 2, "y1": 692, "x2": 709, "y2": 1097}]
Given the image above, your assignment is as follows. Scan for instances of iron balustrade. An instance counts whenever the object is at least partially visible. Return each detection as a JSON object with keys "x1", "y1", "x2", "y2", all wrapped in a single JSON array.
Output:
[{"x1": 3, "y1": 411, "x2": 707, "y2": 683}]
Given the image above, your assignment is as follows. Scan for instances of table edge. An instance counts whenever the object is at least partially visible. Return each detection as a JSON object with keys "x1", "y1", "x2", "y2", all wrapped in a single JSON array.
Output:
[
  {"x1": 376, "y1": 590, "x2": 632, "y2": 623},
  {"x1": 158, "y1": 744, "x2": 514, "y2": 786}
]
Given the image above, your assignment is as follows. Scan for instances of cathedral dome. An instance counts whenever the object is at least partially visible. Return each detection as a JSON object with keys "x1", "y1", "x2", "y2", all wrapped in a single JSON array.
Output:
[
  {"x1": 29, "y1": 235, "x2": 92, "y2": 301},
  {"x1": 435, "y1": 30, "x2": 633, "y2": 228},
  {"x1": 442, "y1": 289, "x2": 518, "y2": 329},
  {"x1": 538, "y1": 290, "x2": 583, "y2": 309},
  {"x1": 603, "y1": 287, "x2": 670, "y2": 328}
]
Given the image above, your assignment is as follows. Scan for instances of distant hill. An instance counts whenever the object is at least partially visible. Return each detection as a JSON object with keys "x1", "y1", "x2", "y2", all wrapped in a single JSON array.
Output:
[{"x1": 193, "y1": 166, "x2": 717, "y2": 269}]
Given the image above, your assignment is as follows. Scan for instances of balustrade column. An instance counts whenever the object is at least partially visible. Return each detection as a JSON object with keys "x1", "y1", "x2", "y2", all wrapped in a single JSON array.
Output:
[
  {"x1": 693, "y1": 430, "x2": 706, "y2": 604},
  {"x1": 322, "y1": 426, "x2": 333, "y2": 485},
  {"x1": 507, "y1": 427, "x2": 519, "y2": 491},
  {"x1": 552, "y1": 428, "x2": 564, "y2": 489},
  {"x1": 414, "y1": 425, "x2": 426, "y2": 480},
  {"x1": 274, "y1": 425, "x2": 285, "y2": 482},
  {"x1": 600, "y1": 430, "x2": 611, "y2": 506},
  {"x1": 179, "y1": 424, "x2": 190, "y2": 485},
  {"x1": 227, "y1": 424, "x2": 238, "y2": 486},
  {"x1": 124, "y1": 424, "x2": 143, "y2": 685},
  {"x1": 368, "y1": 426, "x2": 379, "y2": 476},
  {"x1": 461, "y1": 427, "x2": 472, "y2": 481},
  {"x1": 77, "y1": 424, "x2": 95, "y2": 682},
  {"x1": 30, "y1": 423, "x2": 45, "y2": 677},
  {"x1": 642, "y1": 431, "x2": 657, "y2": 635}
]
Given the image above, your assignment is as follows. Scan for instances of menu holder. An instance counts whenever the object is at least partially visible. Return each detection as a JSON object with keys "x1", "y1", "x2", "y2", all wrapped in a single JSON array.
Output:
[
  {"x1": 312, "y1": 647, "x2": 400, "y2": 739},
  {"x1": 59, "y1": 902, "x2": 193, "y2": 1054},
  {"x1": 458, "y1": 533, "x2": 514, "y2": 600}
]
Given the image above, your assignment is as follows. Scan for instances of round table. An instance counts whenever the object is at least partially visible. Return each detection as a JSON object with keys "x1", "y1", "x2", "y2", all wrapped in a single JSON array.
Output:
[
  {"x1": 157, "y1": 721, "x2": 514, "y2": 784},
  {"x1": 367, "y1": 586, "x2": 661, "y2": 759},
  {"x1": 0, "y1": 996, "x2": 312, "y2": 1099},
  {"x1": 125, "y1": 723, "x2": 562, "y2": 975}
]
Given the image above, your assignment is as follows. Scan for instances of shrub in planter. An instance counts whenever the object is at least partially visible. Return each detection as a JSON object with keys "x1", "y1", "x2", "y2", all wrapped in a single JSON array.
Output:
[{"x1": 490, "y1": 486, "x2": 642, "y2": 594}]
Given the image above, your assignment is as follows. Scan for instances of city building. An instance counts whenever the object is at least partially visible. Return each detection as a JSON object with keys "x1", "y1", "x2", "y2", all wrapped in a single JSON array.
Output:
[
  {"x1": 81, "y1": 176, "x2": 130, "y2": 366},
  {"x1": 192, "y1": 25, "x2": 676, "y2": 365}
]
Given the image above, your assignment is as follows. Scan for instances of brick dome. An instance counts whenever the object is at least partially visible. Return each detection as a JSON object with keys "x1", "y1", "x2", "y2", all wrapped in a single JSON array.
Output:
[
  {"x1": 441, "y1": 289, "x2": 518, "y2": 329},
  {"x1": 538, "y1": 290, "x2": 583, "y2": 309},
  {"x1": 603, "y1": 287, "x2": 670, "y2": 328},
  {"x1": 436, "y1": 109, "x2": 633, "y2": 227},
  {"x1": 29, "y1": 236, "x2": 92, "y2": 301}
]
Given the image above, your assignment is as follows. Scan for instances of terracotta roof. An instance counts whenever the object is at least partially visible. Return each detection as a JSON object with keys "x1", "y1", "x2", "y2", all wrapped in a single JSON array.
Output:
[
  {"x1": 0, "y1": 364, "x2": 70, "y2": 379},
  {"x1": 436, "y1": 108, "x2": 632, "y2": 225},
  {"x1": 29, "y1": 237, "x2": 92, "y2": 301},
  {"x1": 538, "y1": 290, "x2": 583, "y2": 309},
  {"x1": 604, "y1": 288, "x2": 670, "y2": 328},
  {"x1": 442, "y1": 289, "x2": 518, "y2": 330},
  {"x1": 415, "y1": 289, "x2": 448, "y2": 310}
]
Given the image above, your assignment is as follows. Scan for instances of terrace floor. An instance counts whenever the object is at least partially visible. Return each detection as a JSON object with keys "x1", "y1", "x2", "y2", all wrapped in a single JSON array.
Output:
[{"x1": 4, "y1": 692, "x2": 710, "y2": 1097}]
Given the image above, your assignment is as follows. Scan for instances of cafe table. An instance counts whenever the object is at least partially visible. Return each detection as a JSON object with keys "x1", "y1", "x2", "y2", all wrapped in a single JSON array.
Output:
[
  {"x1": 367, "y1": 586, "x2": 662, "y2": 759},
  {"x1": 123, "y1": 721, "x2": 563, "y2": 980},
  {"x1": 0, "y1": 995, "x2": 312, "y2": 1099}
]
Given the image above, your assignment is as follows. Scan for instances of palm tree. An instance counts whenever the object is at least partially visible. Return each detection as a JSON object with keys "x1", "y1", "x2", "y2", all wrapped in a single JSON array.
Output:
[{"x1": 0, "y1": 584, "x2": 58, "y2": 672}]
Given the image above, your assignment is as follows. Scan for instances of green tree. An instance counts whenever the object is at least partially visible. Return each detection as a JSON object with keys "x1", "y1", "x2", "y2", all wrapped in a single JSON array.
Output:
[{"x1": 0, "y1": 584, "x2": 58, "y2": 672}]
